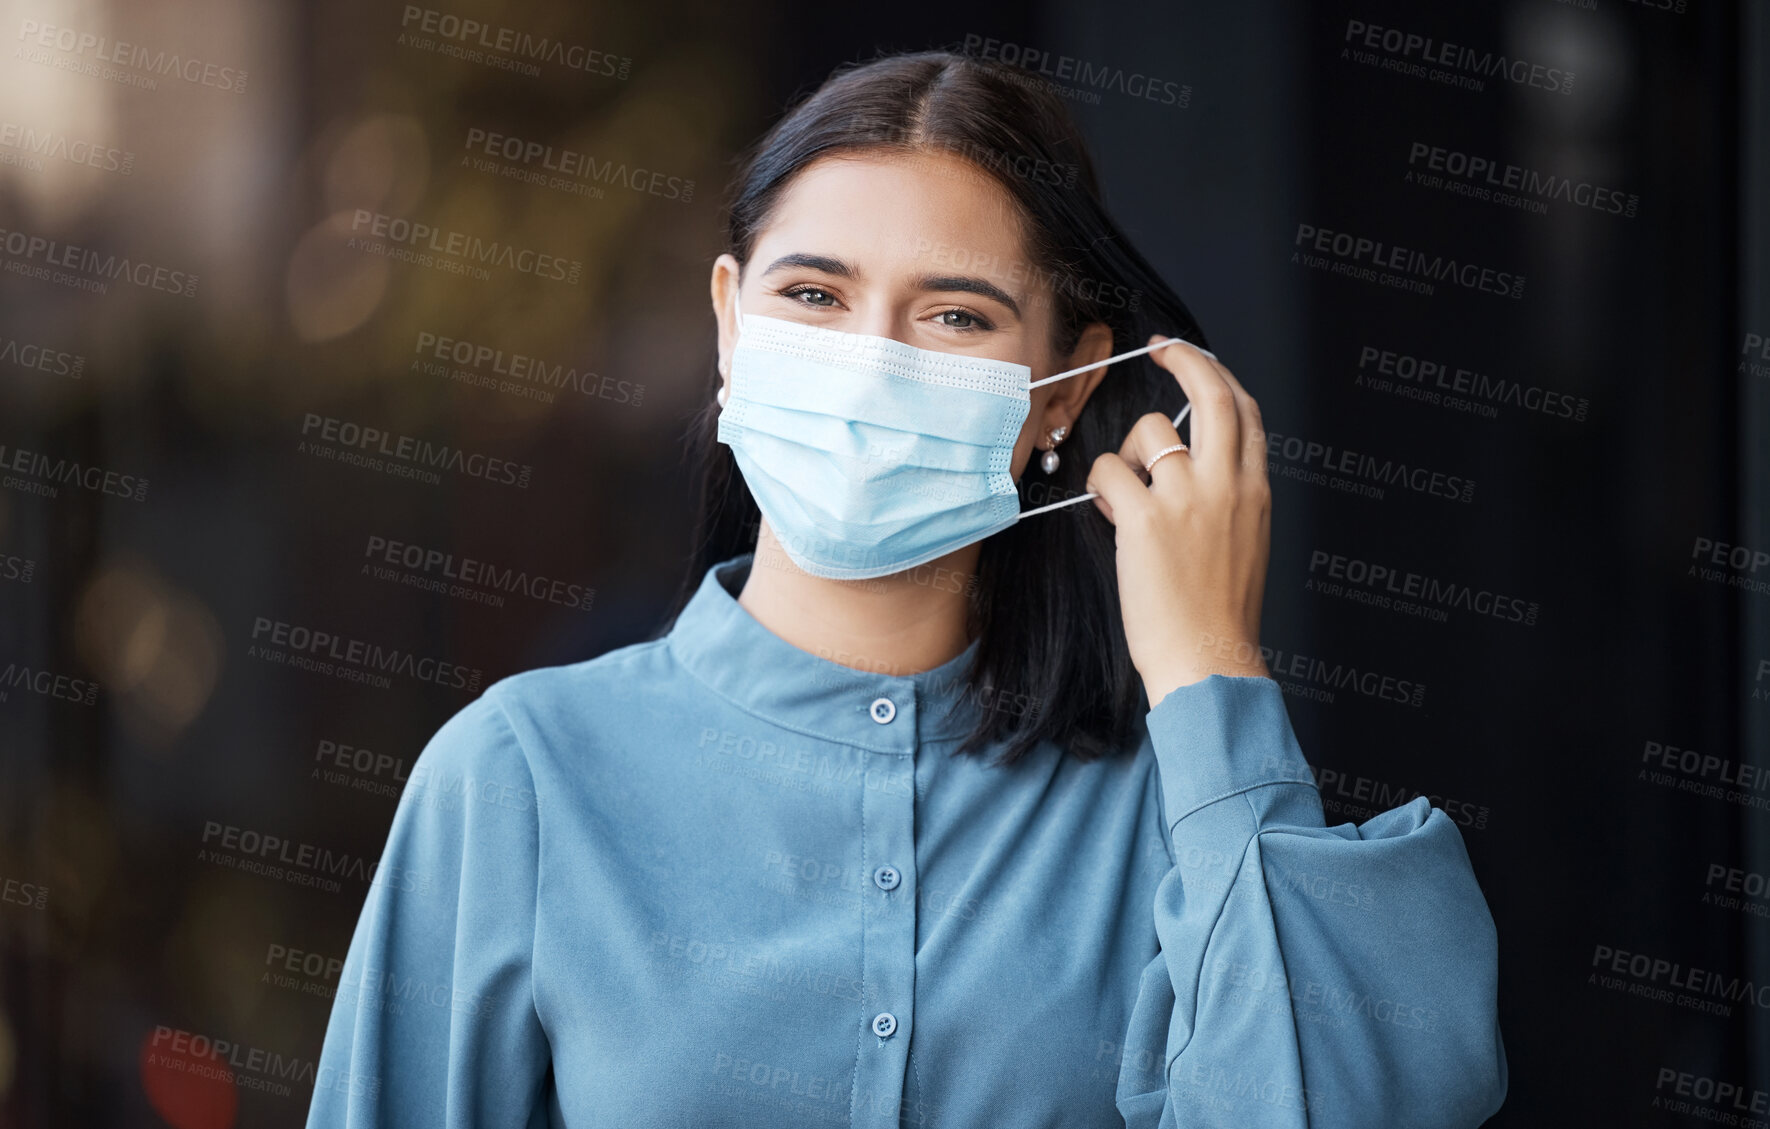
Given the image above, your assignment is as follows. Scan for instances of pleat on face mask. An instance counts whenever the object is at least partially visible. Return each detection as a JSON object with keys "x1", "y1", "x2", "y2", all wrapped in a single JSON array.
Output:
[{"x1": 718, "y1": 285, "x2": 1208, "y2": 580}]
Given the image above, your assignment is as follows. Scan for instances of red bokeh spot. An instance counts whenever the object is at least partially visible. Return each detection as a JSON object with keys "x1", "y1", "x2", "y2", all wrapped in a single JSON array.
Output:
[{"x1": 139, "y1": 1027, "x2": 238, "y2": 1129}]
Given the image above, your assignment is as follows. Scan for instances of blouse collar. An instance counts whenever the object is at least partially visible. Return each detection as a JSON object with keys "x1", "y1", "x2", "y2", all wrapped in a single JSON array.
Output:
[{"x1": 666, "y1": 553, "x2": 986, "y2": 755}]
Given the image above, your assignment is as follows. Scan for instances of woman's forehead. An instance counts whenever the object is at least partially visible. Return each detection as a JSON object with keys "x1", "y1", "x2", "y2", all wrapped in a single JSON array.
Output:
[{"x1": 757, "y1": 150, "x2": 1030, "y2": 278}]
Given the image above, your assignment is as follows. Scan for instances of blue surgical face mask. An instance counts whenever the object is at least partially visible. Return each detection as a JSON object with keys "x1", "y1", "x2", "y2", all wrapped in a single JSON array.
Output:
[{"x1": 716, "y1": 288, "x2": 1201, "y2": 580}]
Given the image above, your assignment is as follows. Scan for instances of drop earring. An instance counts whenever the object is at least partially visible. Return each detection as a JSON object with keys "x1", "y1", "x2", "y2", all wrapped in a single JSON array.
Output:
[{"x1": 1040, "y1": 424, "x2": 1069, "y2": 474}]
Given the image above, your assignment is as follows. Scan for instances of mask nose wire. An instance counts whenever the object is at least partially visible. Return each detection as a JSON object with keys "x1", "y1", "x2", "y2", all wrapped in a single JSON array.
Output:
[{"x1": 1018, "y1": 335, "x2": 1211, "y2": 520}]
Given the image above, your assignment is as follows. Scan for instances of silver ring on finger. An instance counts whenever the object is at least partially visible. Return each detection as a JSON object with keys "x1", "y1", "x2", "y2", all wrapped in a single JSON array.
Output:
[{"x1": 1143, "y1": 442, "x2": 1189, "y2": 475}]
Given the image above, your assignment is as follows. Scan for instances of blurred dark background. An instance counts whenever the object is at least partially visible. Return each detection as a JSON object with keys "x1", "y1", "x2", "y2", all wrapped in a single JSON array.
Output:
[{"x1": 1, "y1": 0, "x2": 1765, "y2": 1125}]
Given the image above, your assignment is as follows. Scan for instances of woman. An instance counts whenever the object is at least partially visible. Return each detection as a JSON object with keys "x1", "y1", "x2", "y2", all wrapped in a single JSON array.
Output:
[{"x1": 307, "y1": 49, "x2": 1507, "y2": 1128}]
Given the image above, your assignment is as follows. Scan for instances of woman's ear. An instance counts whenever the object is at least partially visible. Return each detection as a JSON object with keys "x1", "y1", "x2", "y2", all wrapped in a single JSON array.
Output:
[
  {"x1": 1037, "y1": 321, "x2": 1116, "y2": 435},
  {"x1": 710, "y1": 253, "x2": 742, "y2": 385}
]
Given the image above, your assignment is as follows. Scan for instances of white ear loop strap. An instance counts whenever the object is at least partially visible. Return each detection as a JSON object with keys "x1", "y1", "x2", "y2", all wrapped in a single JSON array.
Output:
[
  {"x1": 1017, "y1": 335, "x2": 1211, "y2": 519},
  {"x1": 1028, "y1": 335, "x2": 1218, "y2": 389}
]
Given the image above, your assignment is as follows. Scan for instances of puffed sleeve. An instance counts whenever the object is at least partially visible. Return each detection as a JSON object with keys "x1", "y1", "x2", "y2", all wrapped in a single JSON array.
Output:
[
  {"x1": 305, "y1": 688, "x2": 552, "y2": 1129},
  {"x1": 1114, "y1": 675, "x2": 1507, "y2": 1128}
]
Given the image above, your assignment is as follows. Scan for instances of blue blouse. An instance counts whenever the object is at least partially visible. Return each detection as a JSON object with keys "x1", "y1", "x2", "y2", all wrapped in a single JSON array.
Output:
[{"x1": 305, "y1": 553, "x2": 1507, "y2": 1128}]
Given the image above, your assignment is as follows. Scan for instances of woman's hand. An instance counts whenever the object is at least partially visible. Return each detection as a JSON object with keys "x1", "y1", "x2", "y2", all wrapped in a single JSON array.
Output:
[{"x1": 1085, "y1": 336, "x2": 1273, "y2": 708}]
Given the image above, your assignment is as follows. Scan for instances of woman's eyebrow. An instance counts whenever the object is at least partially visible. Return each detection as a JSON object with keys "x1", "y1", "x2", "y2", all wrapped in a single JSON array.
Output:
[
  {"x1": 758, "y1": 253, "x2": 1023, "y2": 319},
  {"x1": 910, "y1": 273, "x2": 1022, "y2": 319},
  {"x1": 760, "y1": 252, "x2": 858, "y2": 279}
]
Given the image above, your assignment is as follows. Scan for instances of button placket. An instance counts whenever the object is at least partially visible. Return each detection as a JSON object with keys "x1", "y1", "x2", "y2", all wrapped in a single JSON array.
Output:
[{"x1": 850, "y1": 680, "x2": 917, "y2": 1127}]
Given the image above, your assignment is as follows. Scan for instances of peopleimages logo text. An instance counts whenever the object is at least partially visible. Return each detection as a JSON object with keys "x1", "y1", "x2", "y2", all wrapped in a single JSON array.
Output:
[
  {"x1": 399, "y1": 6, "x2": 631, "y2": 78},
  {"x1": 0, "y1": 227, "x2": 198, "y2": 296},
  {"x1": 349, "y1": 210, "x2": 582, "y2": 284},
  {"x1": 16, "y1": 20, "x2": 248, "y2": 92},
  {"x1": 1294, "y1": 223, "x2": 1524, "y2": 299},
  {"x1": 1344, "y1": 19, "x2": 1573, "y2": 94},
  {"x1": 250, "y1": 617, "x2": 483, "y2": 691}
]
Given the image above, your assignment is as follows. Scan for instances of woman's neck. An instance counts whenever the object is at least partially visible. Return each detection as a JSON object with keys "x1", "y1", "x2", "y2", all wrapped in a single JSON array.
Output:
[{"x1": 736, "y1": 521, "x2": 980, "y2": 677}]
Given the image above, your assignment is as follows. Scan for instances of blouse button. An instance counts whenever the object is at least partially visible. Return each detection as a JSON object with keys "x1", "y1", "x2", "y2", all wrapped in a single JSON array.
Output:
[
  {"x1": 872, "y1": 1012, "x2": 897, "y2": 1038},
  {"x1": 869, "y1": 697, "x2": 896, "y2": 724},
  {"x1": 873, "y1": 865, "x2": 900, "y2": 891}
]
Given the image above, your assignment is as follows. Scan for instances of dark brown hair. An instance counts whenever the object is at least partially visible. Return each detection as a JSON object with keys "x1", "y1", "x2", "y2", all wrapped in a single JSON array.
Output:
[{"x1": 655, "y1": 47, "x2": 1212, "y2": 767}]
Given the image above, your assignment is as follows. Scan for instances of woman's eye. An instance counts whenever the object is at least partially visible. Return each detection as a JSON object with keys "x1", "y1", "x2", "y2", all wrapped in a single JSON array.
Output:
[
  {"x1": 784, "y1": 286, "x2": 837, "y2": 307},
  {"x1": 936, "y1": 308, "x2": 992, "y2": 332}
]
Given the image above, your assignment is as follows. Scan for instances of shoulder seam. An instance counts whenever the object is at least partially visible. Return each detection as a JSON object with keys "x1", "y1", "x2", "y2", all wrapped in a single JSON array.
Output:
[{"x1": 478, "y1": 684, "x2": 546, "y2": 1028}]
